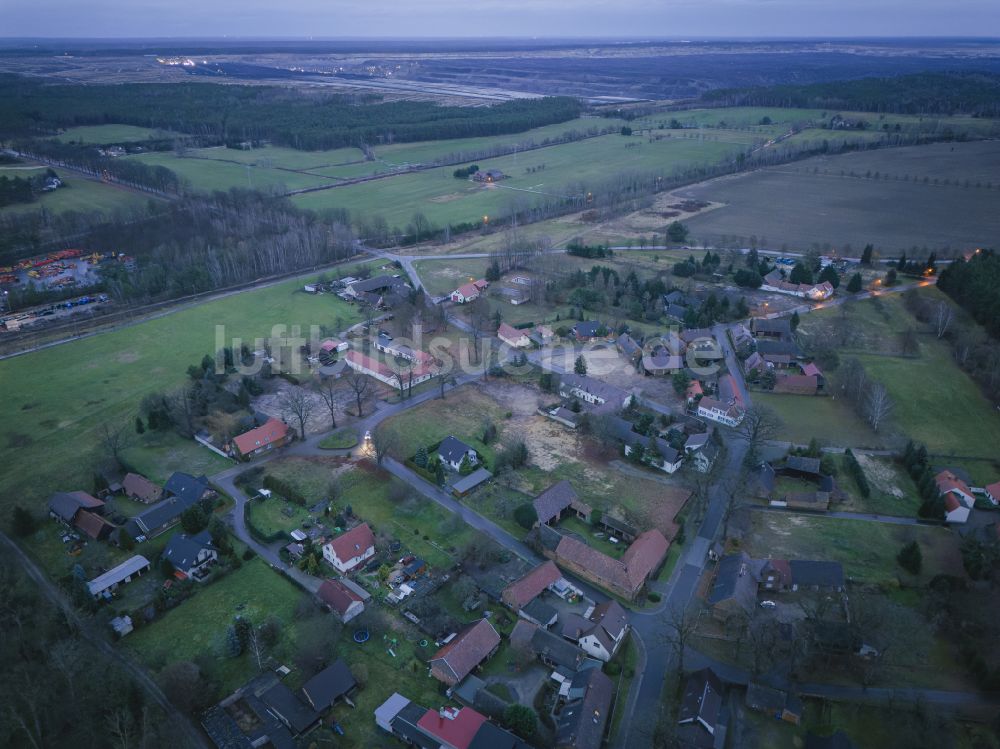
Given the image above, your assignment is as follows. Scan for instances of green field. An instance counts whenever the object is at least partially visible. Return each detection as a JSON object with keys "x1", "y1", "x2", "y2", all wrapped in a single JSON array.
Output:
[
  {"x1": 293, "y1": 132, "x2": 748, "y2": 227},
  {"x1": 752, "y1": 392, "x2": 886, "y2": 449},
  {"x1": 247, "y1": 496, "x2": 314, "y2": 538},
  {"x1": 124, "y1": 558, "x2": 304, "y2": 698},
  {"x1": 53, "y1": 124, "x2": 178, "y2": 144},
  {"x1": 0, "y1": 174, "x2": 155, "y2": 217},
  {"x1": 742, "y1": 512, "x2": 964, "y2": 586},
  {"x1": 0, "y1": 262, "x2": 371, "y2": 542},
  {"x1": 319, "y1": 427, "x2": 359, "y2": 449}
]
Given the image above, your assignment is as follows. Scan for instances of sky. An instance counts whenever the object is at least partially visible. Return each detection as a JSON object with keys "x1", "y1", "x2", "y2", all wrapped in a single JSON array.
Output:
[{"x1": 3, "y1": 0, "x2": 1000, "y2": 39}]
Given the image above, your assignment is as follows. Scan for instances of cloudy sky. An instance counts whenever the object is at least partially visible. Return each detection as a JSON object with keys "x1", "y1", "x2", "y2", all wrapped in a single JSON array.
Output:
[{"x1": 3, "y1": 0, "x2": 999, "y2": 38}]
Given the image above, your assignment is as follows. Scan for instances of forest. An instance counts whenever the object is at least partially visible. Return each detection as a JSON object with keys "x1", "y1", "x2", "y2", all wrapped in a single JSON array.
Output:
[
  {"x1": 0, "y1": 76, "x2": 581, "y2": 151},
  {"x1": 702, "y1": 71, "x2": 1000, "y2": 117},
  {"x1": 937, "y1": 249, "x2": 1000, "y2": 339}
]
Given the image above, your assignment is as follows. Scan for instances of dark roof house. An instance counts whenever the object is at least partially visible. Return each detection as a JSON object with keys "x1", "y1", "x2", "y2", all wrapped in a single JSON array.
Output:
[
  {"x1": 554, "y1": 668, "x2": 613, "y2": 749},
  {"x1": 678, "y1": 668, "x2": 726, "y2": 748},
  {"x1": 301, "y1": 659, "x2": 356, "y2": 712}
]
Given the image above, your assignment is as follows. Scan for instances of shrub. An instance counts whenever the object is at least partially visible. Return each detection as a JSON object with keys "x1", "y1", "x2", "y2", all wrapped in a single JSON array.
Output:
[
  {"x1": 897, "y1": 541, "x2": 922, "y2": 575},
  {"x1": 647, "y1": 591, "x2": 662, "y2": 603},
  {"x1": 514, "y1": 503, "x2": 538, "y2": 530}
]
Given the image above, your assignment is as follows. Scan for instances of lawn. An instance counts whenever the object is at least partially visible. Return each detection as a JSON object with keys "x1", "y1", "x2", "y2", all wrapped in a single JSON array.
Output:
[
  {"x1": 740, "y1": 512, "x2": 964, "y2": 586},
  {"x1": 53, "y1": 124, "x2": 179, "y2": 143},
  {"x1": 0, "y1": 260, "x2": 368, "y2": 550},
  {"x1": 246, "y1": 496, "x2": 314, "y2": 538},
  {"x1": 319, "y1": 427, "x2": 359, "y2": 450},
  {"x1": 0, "y1": 174, "x2": 156, "y2": 217},
  {"x1": 837, "y1": 454, "x2": 922, "y2": 517},
  {"x1": 127, "y1": 150, "x2": 338, "y2": 193},
  {"x1": 413, "y1": 257, "x2": 490, "y2": 297},
  {"x1": 749, "y1": 393, "x2": 886, "y2": 449},
  {"x1": 124, "y1": 558, "x2": 305, "y2": 698}
]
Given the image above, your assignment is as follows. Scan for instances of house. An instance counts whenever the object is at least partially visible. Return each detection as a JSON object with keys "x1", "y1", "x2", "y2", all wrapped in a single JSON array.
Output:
[
  {"x1": 301, "y1": 659, "x2": 357, "y2": 712},
  {"x1": 605, "y1": 416, "x2": 684, "y2": 473},
  {"x1": 511, "y1": 620, "x2": 591, "y2": 673},
  {"x1": 439, "y1": 435, "x2": 479, "y2": 472},
  {"x1": 344, "y1": 275, "x2": 411, "y2": 306},
  {"x1": 345, "y1": 349, "x2": 435, "y2": 389},
  {"x1": 532, "y1": 480, "x2": 592, "y2": 527},
  {"x1": 642, "y1": 349, "x2": 685, "y2": 376},
  {"x1": 162, "y1": 529, "x2": 218, "y2": 579},
  {"x1": 87, "y1": 555, "x2": 151, "y2": 598},
  {"x1": 561, "y1": 600, "x2": 629, "y2": 662},
  {"x1": 664, "y1": 303, "x2": 690, "y2": 323},
  {"x1": 761, "y1": 271, "x2": 835, "y2": 301},
  {"x1": 74, "y1": 509, "x2": 116, "y2": 541},
  {"x1": 558, "y1": 373, "x2": 631, "y2": 411},
  {"x1": 678, "y1": 668, "x2": 727, "y2": 749},
  {"x1": 531, "y1": 324, "x2": 555, "y2": 345},
  {"x1": 498, "y1": 322, "x2": 531, "y2": 348},
  {"x1": 501, "y1": 560, "x2": 565, "y2": 610},
  {"x1": 163, "y1": 472, "x2": 214, "y2": 505},
  {"x1": 985, "y1": 480, "x2": 1000, "y2": 506},
  {"x1": 123, "y1": 473, "x2": 162, "y2": 504},
  {"x1": 375, "y1": 334, "x2": 438, "y2": 369},
  {"x1": 751, "y1": 318, "x2": 793, "y2": 338},
  {"x1": 745, "y1": 682, "x2": 803, "y2": 724},
  {"x1": 708, "y1": 552, "x2": 759, "y2": 617},
  {"x1": 323, "y1": 523, "x2": 376, "y2": 573},
  {"x1": 756, "y1": 338, "x2": 803, "y2": 359},
  {"x1": 131, "y1": 494, "x2": 199, "y2": 539},
  {"x1": 520, "y1": 598, "x2": 559, "y2": 628},
  {"x1": 570, "y1": 321, "x2": 609, "y2": 342},
  {"x1": 319, "y1": 338, "x2": 348, "y2": 354},
  {"x1": 773, "y1": 374, "x2": 818, "y2": 395},
  {"x1": 555, "y1": 667, "x2": 613, "y2": 749},
  {"x1": 375, "y1": 695, "x2": 530, "y2": 749},
  {"x1": 788, "y1": 560, "x2": 845, "y2": 591},
  {"x1": 451, "y1": 279, "x2": 489, "y2": 304},
  {"x1": 598, "y1": 514, "x2": 638, "y2": 543},
  {"x1": 936, "y1": 470, "x2": 976, "y2": 521},
  {"x1": 110, "y1": 615, "x2": 134, "y2": 639},
  {"x1": 546, "y1": 528, "x2": 669, "y2": 601},
  {"x1": 230, "y1": 417, "x2": 292, "y2": 458},
  {"x1": 473, "y1": 169, "x2": 506, "y2": 183},
  {"x1": 800, "y1": 361, "x2": 825, "y2": 387},
  {"x1": 48, "y1": 490, "x2": 105, "y2": 525},
  {"x1": 259, "y1": 682, "x2": 322, "y2": 736},
  {"x1": 685, "y1": 431, "x2": 710, "y2": 453},
  {"x1": 697, "y1": 397, "x2": 744, "y2": 427},
  {"x1": 686, "y1": 380, "x2": 704, "y2": 404},
  {"x1": 616, "y1": 333, "x2": 642, "y2": 364},
  {"x1": 743, "y1": 351, "x2": 766, "y2": 375},
  {"x1": 429, "y1": 619, "x2": 501, "y2": 686}
]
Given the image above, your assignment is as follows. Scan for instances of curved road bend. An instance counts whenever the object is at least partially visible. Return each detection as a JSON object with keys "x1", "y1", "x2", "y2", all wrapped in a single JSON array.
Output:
[{"x1": 0, "y1": 531, "x2": 213, "y2": 749}]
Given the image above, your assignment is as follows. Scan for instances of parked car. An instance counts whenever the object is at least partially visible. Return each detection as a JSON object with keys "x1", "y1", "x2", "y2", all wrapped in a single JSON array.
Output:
[{"x1": 759, "y1": 600, "x2": 777, "y2": 609}]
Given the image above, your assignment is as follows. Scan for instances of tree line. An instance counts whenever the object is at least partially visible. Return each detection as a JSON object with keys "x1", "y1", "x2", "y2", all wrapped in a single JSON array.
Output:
[
  {"x1": 701, "y1": 71, "x2": 1000, "y2": 117},
  {"x1": 0, "y1": 75, "x2": 582, "y2": 151}
]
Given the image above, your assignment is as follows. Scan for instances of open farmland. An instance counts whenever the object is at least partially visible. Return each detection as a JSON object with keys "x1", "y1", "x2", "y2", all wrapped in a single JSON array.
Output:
[
  {"x1": 679, "y1": 140, "x2": 1000, "y2": 254},
  {"x1": 0, "y1": 172, "x2": 156, "y2": 217},
  {"x1": 293, "y1": 131, "x2": 751, "y2": 227},
  {"x1": 0, "y1": 261, "x2": 371, "y2": 528}
]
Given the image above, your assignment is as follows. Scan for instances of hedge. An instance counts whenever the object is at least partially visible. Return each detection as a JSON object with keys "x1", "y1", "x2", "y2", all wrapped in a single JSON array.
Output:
[{"x1": 262, "y1": 474, "x2": 307, "y2": 506}]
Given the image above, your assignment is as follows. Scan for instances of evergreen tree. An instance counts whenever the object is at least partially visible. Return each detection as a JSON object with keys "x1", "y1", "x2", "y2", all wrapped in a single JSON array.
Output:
[
  {"x1": 846, "y1": 272, "x2": 863, "y2": 293},
  {"x1": 790, "y1": 311, "x2": 800, "y2": 331},
  {"x1": 135, "y1": 416, "x2": 145, "y2": 435},
  {"x1": 818, "y1": 265, "x2": 840, "y2": 288},
  {"x1": 860, "y1": 244, "x2": 874, "y2": 265},
  {"x1": 574, "y1": 355, "x2": 588, "y2": 375},
  {"x1": 414, "y1": 446, "x2": 428, "y2": 468},
  {"x1": 789, "y1": 262, "x2": 813, "y2": 285},
  {"x1": 12, "y1": 506, "x2": 36, "y2": 537}
]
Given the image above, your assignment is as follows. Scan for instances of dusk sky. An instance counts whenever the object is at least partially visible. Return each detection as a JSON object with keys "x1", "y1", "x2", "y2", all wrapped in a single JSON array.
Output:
[{"x1": 4, "y1": 0, "x2": 1000, "y2": 39}]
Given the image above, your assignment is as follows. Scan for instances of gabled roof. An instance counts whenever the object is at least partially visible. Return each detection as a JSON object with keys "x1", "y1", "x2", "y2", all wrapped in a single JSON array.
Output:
[
  {"x1": 301, "y1": 658, "x2": 356, "y2": 711},
  {"x1": 123, "y1": 473, "x2": 162, "y2": 503},
  {"x1": 349, "y1": 274, "x2": 409, "y2": 294},
  {"x1": 317, "y1": 579, "x2": 364, "y2": 615},
  {"x1": 417, "y1": 706, "x2": 487, "y2": 749},
  {"x1": 134, "y1": 494, "x2": 197, "y2": 535},
  {"x1": 983, "y1": 480, "x2": 1000, "y2": 498},
  {"x1": 621, "y1": 530, "x2": 670, "y2": 588},
  {"x1": 554, "y1": 528, "x2": 668, "y2": 595},
  {"x1": 785, "y1": 455, "x2": 822, "y2": 475},
  {"x1": 455, "y1": 282, "x2": 481, "y2": 299},
  {"x1": 259, "y1": 682, "x2": 320, "y2": 735},
  {"x1": 498, "y1": 322, "x2": 527, "y2": 343},
  {"x1": 773, "y1": 374, "x2": 818, "y2": 395},
  {"x1": 801, "y1": 362, "x2": 823, "y2": 378},
  {"x1": 589, "y1": 600, "x2": 628, "y2": 641},
  {"x1": 468, "y1": 720, "x2": 533, "y2": 749},
  {"x1": 708, "y1": 552, "x2": 758, "y2": 614},
  {"x1": 616, "y1": 333, "x2": 642, "y2": 357},
  {"x1": 439, "y1": 435, "x2": 476, "y2": 464},
  {"x1": 163, "y1": 472, "x2": 211, "y2": 504},
  {"x1": 572, "y1": 320, "x2": 605, "y2": 338},
  {"x1": 530, "y1": 623, "x2": 588, "y2": 670},
  {"x1": 232, "y1": 418, "x2": 290, "y2": 455},
  {"x1": 48, "y1": 491, "x2": 104, "y2": 523},
  {"x1": 555, "y1": 668, "x2": 613, "y2": 749},
  {"x1": 558, "y1": 373, "x2": 629, "y2": 407},
  {"x1": 752, "y1": 318, "x2": 792, "y2": 336},
  {"x1": 74, "y1": 509, "x2": 115, "y2": 539},
  {"x1": 429, "y1": 620, "x2": 501, "y2": 685},
  {"x1": 679, "y1": 668, "x2": 724, "y2": 733},
  {"x1": 533, "y1": 481, "x2": 583, "y2": 526},
  {"x1": 87, "y1": 555, "x2": 150, "y2": 596},
  {"x1": 756, "y1": 339, "x2": 802, "y2": 357},
  {"x1": 789, "y1": 560, "x2": 844, "y2": 588},
  {"x1": 326, "y1": 523, "x2": 375, "y2": 563},
  {"x1": 502, "y1": 560, "x2": 563, "y2": 610},
  {"x1": 935, "y1": 470, "x2": 973, "y2": 501},
  {"x1": 162, "y1": 530, "x2": 214, "y2": 570}
]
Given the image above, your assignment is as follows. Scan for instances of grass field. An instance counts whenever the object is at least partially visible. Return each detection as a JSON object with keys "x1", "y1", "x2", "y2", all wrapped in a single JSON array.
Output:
[
  {"x1": 0, "y1": 262, "x2": 370, "y2": 543},
  {"x1": 0, "y1": 174, "x2": 155, "y2": 217},
  {"x1": 53, "y1": 124, "x2": 178, "y2": 144},
  {"x1": 680, "y1": 140, "x2": 1000, "y2": 254},
  {"x1": 247, "y1": 496, "x2": 314, "y2": 538},
  {"x1": 294, "y1": 132, "x2": 748, "y2": 227},
  {"x1": 124, "y1": 558, "x2": 304, "y2": 698},
  {"x1": 319, "y1": 427, "x2": 359, "y2": 449},
  {"x1": 752, "y1": 392, "x2": 886, "y2": 449},
  {"x1": 740, "y1": 512, "x2": 964, "y2": 586}
]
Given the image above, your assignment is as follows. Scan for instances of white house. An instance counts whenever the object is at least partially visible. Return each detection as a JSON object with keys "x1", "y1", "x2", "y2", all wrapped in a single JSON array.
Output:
[
  {"x1": 562, "y1": 601, "x2": 629, "y2": 662},
  {"x1": 697, "y1": 396, "x2": 745, "y2": 427},
  {"x1": 558, "y1": 373, "x2": 632, "y2": 410},
  {"x1": 161, "y1": 530, "x2": 218, "y2": 580},
  {"x1": 317, "y1": 579, "x2": 366, "y2": 622},
  {"x1": 450, "y1": 279, "x2": 488, "y2": 304},
  {"x1": 323, "y1": 523, "x2": 376, "y2": 573},
  {"x1": 344, "y1": 350, "x2": 435, "y2": 389},
  {"x1": 438, "y1": 435, "x2": 479, "y2": 472},
  {"x1": 985, "y1": 481, "x2": 1000, "y2": 506},
  {"x1": 944, "y1": 494, "x2": 972, "y2": 524},
  {"x1": 320, "y1": 338, "x2": 349, "y2": 354},
  {"x1": 497, "y1": 322, "x2": 531, "y2": 348}
]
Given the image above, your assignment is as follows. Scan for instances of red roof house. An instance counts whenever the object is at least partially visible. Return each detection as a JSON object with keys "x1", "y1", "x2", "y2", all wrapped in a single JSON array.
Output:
[
  {"x1": 322, "y1": 523, "x2": 377, "y2": 573},
  {"x1": 417, "y1": 706, "x2": 487, "y2": 749},
  {"x1": 231, "y1": 418, "x2": 292, "y2": 459},
  {"x1": 501, "y1": 561, "x2": 563, "y2": 610},
  {"x1": 429, "y1": 619, "x2": 501, "y2": 686},
  {"x1": 984, "y1": 481, "x2": 1000, "y2": 505},
  {"x1": 317, "y1": 579, "x2": 365, "y2": 622}
]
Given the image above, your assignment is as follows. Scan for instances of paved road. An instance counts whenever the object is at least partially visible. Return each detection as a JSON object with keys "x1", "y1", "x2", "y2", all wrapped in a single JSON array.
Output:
[
  {"x1": 0, "y1": 531, "x2": 212, "y2": 749},
  {"x1": 747, "y1": 504, "x2": 930, "y2": 526}
]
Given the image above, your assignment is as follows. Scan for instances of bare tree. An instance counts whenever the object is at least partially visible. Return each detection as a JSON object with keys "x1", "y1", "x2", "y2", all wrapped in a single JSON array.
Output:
[
  {"x1": 468, "y1": 295, "x2": 491, "y2": 365},
  {"x1": 736, "y1": 405, "x2": 782, "y2": 465},
  {"x1": 933, "y1": 301, "x2": 954, "y2": 339},
  {"x1": 312, "y1": 376, "x2": 341, "y2": 429},
  {"x1": 279, "y1": 388, "x2": 314, "y2": 439},
  {"x1": 864, "y1": 381, "x2": 893, "y2": 433},
  {"x1": 98, "y1": 420, "x2": 134, "y2": 468},
  {"x1": 660, "y1": 604, "x2": 700, "y2": 676},
  {"x1": 438, "y1": 373, "x2": 456, "y2": 399},
  {"x1": 343, "y1": 369, "x2": 375, "y2": 417},
  {"x1": 247, "y1": 625, "x2": 265, "y2": 672},
  {"x1": 168, "y1": 384, "x2": 199, "y2": 438},
  {"x1": 369, "y1": 423, "x2": 400, "y2": 466},
  {"x1": 106, "y1": 708, "x2": 134, "y2": 749}
]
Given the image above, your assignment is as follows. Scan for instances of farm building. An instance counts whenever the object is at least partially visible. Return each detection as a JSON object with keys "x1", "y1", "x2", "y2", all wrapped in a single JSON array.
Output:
[
  {"x1": 472, "y1": 169, "x2": 506, "y2": 183},
  {"x1": 428, "y1": 619, "x2": 501, "y2": 686},
  {"x1": 230, "y1": 417, "x2": 292, "y2": 458},
  {"x1": 122, "y1": 473, "x2": 163, "y2": 504},
  {"x1": 88, "y1": 555, "x2": 151, "y2": 598}
]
